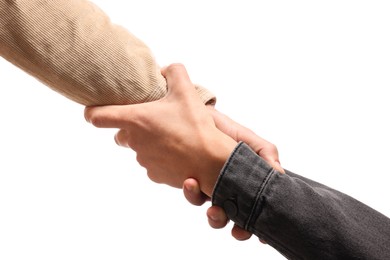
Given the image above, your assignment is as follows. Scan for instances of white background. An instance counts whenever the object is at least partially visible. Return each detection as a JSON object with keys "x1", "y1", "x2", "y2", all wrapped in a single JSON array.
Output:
[{"x1": 1, "y1": 1, "x2": 389, "y2": 259}]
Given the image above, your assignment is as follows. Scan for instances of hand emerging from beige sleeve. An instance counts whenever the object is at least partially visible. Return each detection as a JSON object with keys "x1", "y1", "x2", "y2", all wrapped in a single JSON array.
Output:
[
  {"x1": 85, "y1": 64, "x2": 236, "y2": 195},
  {"x1": 85, "y1": 63, "x2": 285, "y2": 243},
  {"x1": 0, "y1": 0, "x2": 215, "y2": 106}
]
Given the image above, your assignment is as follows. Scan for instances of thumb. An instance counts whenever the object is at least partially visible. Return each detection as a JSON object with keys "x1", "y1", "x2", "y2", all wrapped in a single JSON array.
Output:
[
  {"x1": 84, "y1": 103, "x2": 145, "y2": 129},
  {"x1": 210, "y1": 108, "x2": 285, "y2": 174},
  {"x1": 86, "y1": 64, "x2": 194, "y2": 129},
  {"x1": 161, "y1": 63, "x2": 197, "y2": 98}
]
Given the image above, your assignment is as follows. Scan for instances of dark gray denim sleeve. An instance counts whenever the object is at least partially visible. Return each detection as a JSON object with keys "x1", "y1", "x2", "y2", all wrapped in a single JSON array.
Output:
[{"x1": 212, "y1": 142, "x2": 390, "y2": 260}]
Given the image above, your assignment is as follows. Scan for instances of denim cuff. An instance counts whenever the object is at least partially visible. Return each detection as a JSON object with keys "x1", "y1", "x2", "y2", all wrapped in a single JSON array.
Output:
[{"x1": 211, "y1": 141, "x2": 276, "y2": 230}]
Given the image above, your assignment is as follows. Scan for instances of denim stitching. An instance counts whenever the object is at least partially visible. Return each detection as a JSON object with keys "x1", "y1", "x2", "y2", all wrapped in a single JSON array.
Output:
[
  {"x1": 211, "y1": 141, "x2": 244, "y2": 205},
  {"x1": 245, "y1": 167, "x2": 275, "y2": 230}
]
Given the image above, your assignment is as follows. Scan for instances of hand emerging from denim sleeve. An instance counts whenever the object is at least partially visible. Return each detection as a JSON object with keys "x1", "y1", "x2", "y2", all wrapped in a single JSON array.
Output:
[
  {"x1": 84, "y1": 63, "x2": 284, "y2": 243},
  {"x1": 183, "y1": 107, "x2": 285, "y2": 242}
]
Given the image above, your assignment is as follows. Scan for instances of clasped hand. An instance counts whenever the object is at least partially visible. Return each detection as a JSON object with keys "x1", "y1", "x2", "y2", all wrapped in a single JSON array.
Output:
[{"x1": 85, "y1": 64, "x2": 284, "y2": 242}]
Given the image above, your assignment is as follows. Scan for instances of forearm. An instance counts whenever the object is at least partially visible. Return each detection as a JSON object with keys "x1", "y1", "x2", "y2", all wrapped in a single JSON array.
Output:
[
  {"x1": 212, "y1": 142, "x2": 390, "y2": 260},
  {"x1": 0, "y1": 0, "x2": 215, "y2": 106}
]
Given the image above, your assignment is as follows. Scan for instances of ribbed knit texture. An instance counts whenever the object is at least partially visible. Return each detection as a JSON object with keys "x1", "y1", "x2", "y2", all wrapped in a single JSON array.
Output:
[{"x1": 0, "y1": 0, "x2": 215, "y2": 106}]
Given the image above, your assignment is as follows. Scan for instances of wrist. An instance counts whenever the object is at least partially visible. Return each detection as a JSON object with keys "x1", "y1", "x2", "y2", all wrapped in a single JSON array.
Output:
[{"x1": 199, "y1": 132, "x2": 237, "y2": 197}]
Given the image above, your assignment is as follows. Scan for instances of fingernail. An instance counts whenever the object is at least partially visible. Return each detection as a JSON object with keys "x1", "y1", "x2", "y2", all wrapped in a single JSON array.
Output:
[
  {"x1": 183, "y1": 183, "x2": 193, "y2": 192},
  {"x1": 208, "y1": 215, "x2": 219, "y2": 221}
]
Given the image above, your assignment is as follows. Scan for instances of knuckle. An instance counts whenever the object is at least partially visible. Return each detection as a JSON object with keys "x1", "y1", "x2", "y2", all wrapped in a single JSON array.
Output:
[
  {"x1": 84, "y1": 107, "x2": 105, "y2": 127},
  {"x1": 84, "y1": 108, "x2": 94, "y2": 123},
  {"x1": 114, "y1": 133, "x2": 128, "y2": 148},
  {"x1": 146, "y1": 170, "x2": 162, "y2": 184},
  {"x1": 166, "y1": 63, "x2": 185, "y2": 73},
  {"x1": 265, "y1": 142, "x2": 279, "y2": 154},
  {"x1": 136, "y1": 154, "x2": 146, "y2": 167},
  {"x1": 114, "y1": 132, "x2": 121, "y2": 146},
  {"x1": 84, "y1": 108, "x2": 105, "y2": 127},
  {"x1": 168, "y1": 63, "x2": 184, "y2": 69},
  {"x1": 88, "y1": 115, "x2": 104, "y2": 127}
]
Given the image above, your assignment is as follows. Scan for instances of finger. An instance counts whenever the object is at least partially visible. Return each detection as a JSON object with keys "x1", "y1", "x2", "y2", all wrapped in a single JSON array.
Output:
[
  {"x1": 206, "y1": 206, "x2": 229, "y2": 229},
  {"x1": 258, "y1": 147, "x2": 285, "y2": 174},
  {"x1": 240, "y1": 136, "x2": 285, "y2": 173},
  {"x1": 84, "y1": 104, "x2": 143, "y2": 129},
  {"x1": 250, "y1": 142, "x2": 285, "y2": 173},
  {"x1": 259, "y1": 238, "x2": 268, "y2": 244},
  {"x1": 183, "y1": 178, "x2": 209, "y2": 206},
  {"x1": 210, "y1": 109, "x2": 285, "y2": 174},
  {"x1": 231, "y1": 224, "x2": 253, "y2": 241},
  {"x1": 259, "y1": 154, "x2": 286, "y2": 173},
  {"x1": 160, "y1": 63, "x2": 196, "y2": 98},
  {"x1": 114, "y1": 129, "x2": 131, "y2": 148}
]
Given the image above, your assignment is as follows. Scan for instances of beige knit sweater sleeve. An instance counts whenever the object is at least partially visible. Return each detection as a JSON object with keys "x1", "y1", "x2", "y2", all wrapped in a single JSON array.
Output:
[{"x1": 0, "y1": 0, "x2": 215, "y2": 106}]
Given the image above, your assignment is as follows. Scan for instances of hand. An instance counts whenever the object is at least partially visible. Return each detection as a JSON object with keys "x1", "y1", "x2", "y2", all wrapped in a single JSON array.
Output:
[
  {"x1": 84, "y1": 63, "x2": 237, "y2": 196},
  {"x1": 183, "y1": 107, "x2": 285, "y2": 242}
]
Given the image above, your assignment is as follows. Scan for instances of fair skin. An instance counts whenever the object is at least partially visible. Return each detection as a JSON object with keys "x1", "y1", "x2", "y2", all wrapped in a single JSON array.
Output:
[
  {"x1": 183, "y1": 107, "x2": 285, "y2": 241},
  {"x1": 86, "y1": 63, "x2": 237, "y2": 196},
  {"x1": 85, "y1": 63, "x2": 284, "y2": 242}
]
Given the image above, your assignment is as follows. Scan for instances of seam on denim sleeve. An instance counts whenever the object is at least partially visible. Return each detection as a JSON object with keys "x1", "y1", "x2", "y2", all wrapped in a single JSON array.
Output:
[
  {"x1": 211, "y1": 142, "x2": 244, "y2": 205},
  {"x1": 245, "y1": 167, "x2": 275, "y2": 230}
]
